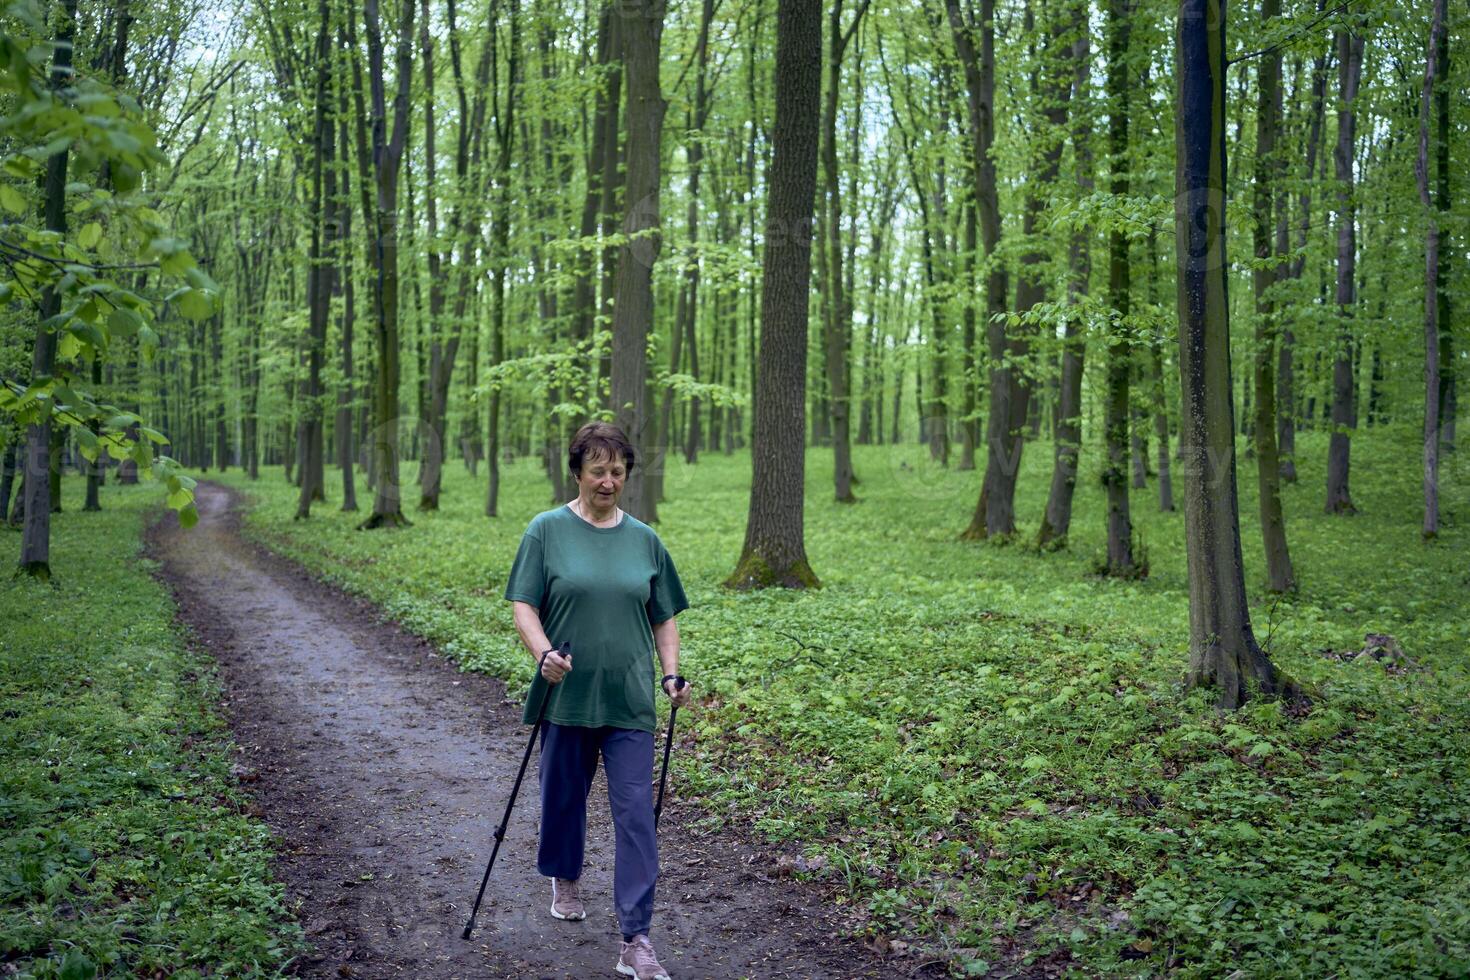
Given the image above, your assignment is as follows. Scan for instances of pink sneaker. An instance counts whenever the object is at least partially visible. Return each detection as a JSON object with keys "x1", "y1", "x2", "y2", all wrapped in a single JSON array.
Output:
[
  {"x1": 549, "y1": 877, "x2": 585, "y2": 920},
  {"x1": 617, "y1": 934, "x2": 672, "y2": 980}
]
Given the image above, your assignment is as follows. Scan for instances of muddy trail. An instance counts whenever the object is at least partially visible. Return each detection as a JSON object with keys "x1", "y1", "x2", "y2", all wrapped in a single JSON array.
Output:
[{"x1": 149, "y1": 483, "x2": 900, "y2": 980}]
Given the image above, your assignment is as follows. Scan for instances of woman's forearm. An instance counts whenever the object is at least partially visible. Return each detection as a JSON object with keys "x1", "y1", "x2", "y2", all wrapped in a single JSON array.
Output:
[
  {"x1": 512, "y1": 601, "x2": 553, "y2": 664},
  {"x1": 652, "y1": 617, "x2": 680, "y2": 679}
]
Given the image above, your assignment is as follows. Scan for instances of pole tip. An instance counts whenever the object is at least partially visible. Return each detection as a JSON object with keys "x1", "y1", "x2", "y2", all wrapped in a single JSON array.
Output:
[{"x1": 461, "y1": 923, "x2": 475, "y2": 941}]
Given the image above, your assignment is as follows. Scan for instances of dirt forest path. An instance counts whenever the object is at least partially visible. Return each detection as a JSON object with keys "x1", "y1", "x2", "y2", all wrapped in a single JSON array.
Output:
[{"x1": 148, "y1": 483, "x2": 894, "y2": 980}]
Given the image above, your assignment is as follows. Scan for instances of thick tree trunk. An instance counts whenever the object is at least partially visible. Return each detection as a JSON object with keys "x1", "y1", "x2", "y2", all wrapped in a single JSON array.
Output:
[
  {"x1": 607, "y1": 0, "x2": 666, "y2": 525},
  {"x1": 358, "y1": 0, "x2": 416, "y2": 530},
  {"x1": 1325, "y1": 29, "x2": 1364, "y2": 515},
  {"x1": 726, "y1": 0, "x2": 821, "y2": 590},
  {"x1": 1176, "y1": 0, "x2": 1290, "y2": 710},
  {"x1": 1101, "y1": 0, "x2": 1136, "y2": 576}
]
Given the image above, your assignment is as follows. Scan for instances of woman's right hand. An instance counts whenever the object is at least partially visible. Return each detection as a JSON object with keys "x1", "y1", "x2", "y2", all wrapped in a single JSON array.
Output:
[{"x1": 541, "y1": 649, "x2": 573, "y2": 684}]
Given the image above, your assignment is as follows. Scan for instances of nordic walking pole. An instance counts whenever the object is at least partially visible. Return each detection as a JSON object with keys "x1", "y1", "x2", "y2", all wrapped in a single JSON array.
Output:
[
  {"x1": 462, "y1": 641, "x2": 570, "y2": 941},
  {"x1": 653, "y1": 675, "x2": 687, "y2": 830}
]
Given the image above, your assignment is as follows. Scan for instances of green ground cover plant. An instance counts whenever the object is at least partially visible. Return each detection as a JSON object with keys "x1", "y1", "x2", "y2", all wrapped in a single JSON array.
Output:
[
  {"x1": 218, "y1": 424, "x2": 1470, "y2": 977},
  {"x1": 0, "y1": 482, "x2": 304, "y2": 979}
]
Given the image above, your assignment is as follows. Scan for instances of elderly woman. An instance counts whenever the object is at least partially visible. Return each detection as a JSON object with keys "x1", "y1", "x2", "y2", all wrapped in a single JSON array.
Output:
[{"x1": 503, "y1": 420, "x2": 692, "y2": 980}]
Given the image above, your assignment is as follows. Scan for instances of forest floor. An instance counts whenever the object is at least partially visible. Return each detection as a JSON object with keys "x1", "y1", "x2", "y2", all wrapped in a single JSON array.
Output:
[{"x1": 147, "y1": 482, "x2": 897, "y2": 980}]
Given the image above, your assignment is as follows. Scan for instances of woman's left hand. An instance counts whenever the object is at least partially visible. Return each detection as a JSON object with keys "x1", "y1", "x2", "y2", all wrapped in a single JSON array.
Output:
[{"x1": 663, "y1": 677, "x2": 692, "y2": 708}]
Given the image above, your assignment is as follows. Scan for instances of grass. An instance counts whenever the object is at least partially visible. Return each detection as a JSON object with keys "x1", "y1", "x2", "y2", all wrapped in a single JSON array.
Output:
[
  {"x1": 0, "y1": 479, "x2": 304, "y2": 979},
  {"x1": 214, "y1": 421, "x2": 1470, "y2": 978}
]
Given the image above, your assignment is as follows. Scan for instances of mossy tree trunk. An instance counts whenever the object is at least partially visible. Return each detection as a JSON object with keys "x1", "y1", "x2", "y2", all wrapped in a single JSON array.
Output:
[{"x1": 726, "y1": 0, "x2": 821, "y2": 591}]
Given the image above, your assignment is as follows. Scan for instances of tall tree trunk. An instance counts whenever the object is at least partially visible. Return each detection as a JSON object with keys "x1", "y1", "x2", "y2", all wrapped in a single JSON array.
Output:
[
  {"x1": 1280, "y1": 40, "x2": 1329, "y2": 483},
  {"x1": 297, "y1": 0, "x2": 335, "y2": 520},
  {"x1": 20, "y1": 0, "x2": 78, "y2": 579},
  {"x1": 417, "y1": 0, "x2": 451, "y2": 511},
  {"x1": 358, "y1": 0, "x2": 416, "y2": 529},
  {"x1": 336, "y1": 65, "x2": 359, "y2": 511},
  {"x1": 1038, "y1": 29, "x2": 1094, "y2": 548},
  {"x1": 820, "y1": 0, "x2": 870, "y2": 503},
  {"x1": 1101, "y1": 0, "x2": 1136, "y2": 575},
  {"x1": 726, "y1": 0, "x2": 821, "y2": 590},
  {"x1": 946, "y1": 0, "x2": 1014, "y2": 539},
  {"x1": 484, "y1": 0, "x2": 520, "y2": 517},
  {"x1": 574, "y1": 4, "x2": 614, "y2": 401},
  {"x1": 84, "y1": 0, "x2": 134, "y2": 512},
  {"x1": 1252, "y1": 0, "x2": 1295, "y2": 591},
  {"x1": 1434, "y1": 14, "x2": 1454, "y2": 454},
  {"x1": 1417, "y1": 0, "x2": 1446, "y2": 537},
  {"x1": 1325, "y1": 28, "x2": 1364, "y2": 515},
  {"x1": 656, "y1": 0, "x2": 716, "y2": 497},
  {"x1": 1176, "y1": 0, "x2": 1290, "y2": 710},
  {"x1": 607, "y1": 0, "x2": 666, "y2": 524},
  {"x1": 1015, "y1": 3, "x2": 1075, "y2": 508},
  {"x1": 597, "y1": 11, "x2": 625, "y2": 402}
]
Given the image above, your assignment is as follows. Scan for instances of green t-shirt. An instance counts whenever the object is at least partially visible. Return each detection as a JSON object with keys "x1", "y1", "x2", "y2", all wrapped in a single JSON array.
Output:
[{"x1": 504, "y1": 505, "x2": 689, "y2": 733}]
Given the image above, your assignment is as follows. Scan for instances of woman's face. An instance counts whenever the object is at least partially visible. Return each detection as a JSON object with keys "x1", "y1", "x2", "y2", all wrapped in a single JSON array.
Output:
[{"x1": 575, "y1": 450, "x2": 627, "y2": 510}]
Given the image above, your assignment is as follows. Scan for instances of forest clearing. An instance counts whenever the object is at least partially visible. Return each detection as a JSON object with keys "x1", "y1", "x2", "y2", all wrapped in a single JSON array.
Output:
[{"x1": 1, "y1": 0, "x2": 1467, "y2": 976}]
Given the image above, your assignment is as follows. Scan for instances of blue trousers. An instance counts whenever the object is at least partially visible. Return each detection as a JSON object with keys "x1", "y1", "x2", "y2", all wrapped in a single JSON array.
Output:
[{"x1": 537, "y1": 722, "x2": 657, "y2": 941}]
